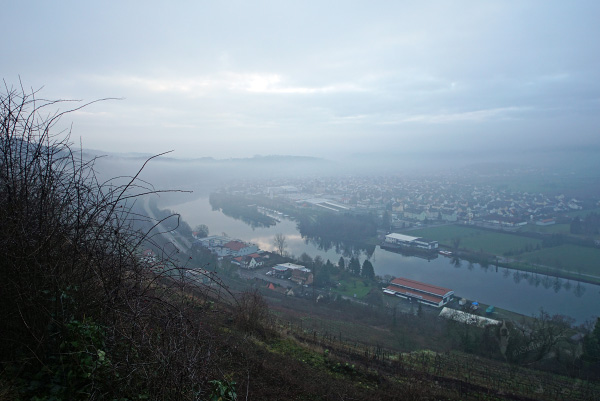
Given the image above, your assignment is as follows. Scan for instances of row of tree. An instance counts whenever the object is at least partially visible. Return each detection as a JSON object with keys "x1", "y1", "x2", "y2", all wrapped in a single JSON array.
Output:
[
  {"x1": 339, "y1": 256, "x2": 375, "y2": 280},
  {"x1": 209, "y1": 192, "x2": 277, "y2": 228},
  {"x1": 296, "y1": 212, "x2": 377, "y2": 244},
  {"x1": 570, "y1": 213, "x2": 600, "y2": 235},
  {"x1": 293, "y1": 253, "x2": 376, "y2": 288}
]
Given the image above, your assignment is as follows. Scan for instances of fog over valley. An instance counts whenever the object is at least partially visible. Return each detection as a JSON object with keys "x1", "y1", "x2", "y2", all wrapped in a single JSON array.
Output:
[{"x1": 3, "y1": 1, "x2": 600, "y2": 399}]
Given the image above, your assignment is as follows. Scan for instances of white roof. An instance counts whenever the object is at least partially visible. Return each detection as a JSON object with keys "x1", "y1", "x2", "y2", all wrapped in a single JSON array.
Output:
[
  {"x1": 274, "y1": 263, "x2": 310, "y2": 272},
  {"x1": 386, "y1": 233, "x2": 420, "y2": 242},
  {"x1": 438, "y1": 307, "x2": 501, "y2": 327}
]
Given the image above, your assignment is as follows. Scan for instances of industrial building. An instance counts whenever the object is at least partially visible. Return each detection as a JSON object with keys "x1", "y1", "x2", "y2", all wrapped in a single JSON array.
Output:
[
  {"x1": 383, "y1": 277, "x2": 453, "y2": 307},
  {"x1": 271, "y1": 263, "x2": 310, "y2": 276},
  {"x1": 270, "y1": 263, "x2": 313, "y2": 285},
  {"x1": 384, "y1": 233, "x2": 439, "y2": 250}
]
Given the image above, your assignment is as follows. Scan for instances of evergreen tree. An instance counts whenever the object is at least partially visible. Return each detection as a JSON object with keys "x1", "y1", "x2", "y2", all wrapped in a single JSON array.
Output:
[
  {"x1": 299, "y1": 252, "x2": 313, "y2": 267},
  {"x1": 338, "y1": 257, "x2": 345, "y2": 271},
  {"x1": 381, "y1": 210, "x2": 391, "y2": 230},
  {"x1": 584, "y1": 318, "x2": 600, "y2": 365},
  {"x1": 361, "y1": 259, "x2": 375, "y2": 280},
  {"x1": 349, "y1": 257, "x2": 361, "y2": 276}
]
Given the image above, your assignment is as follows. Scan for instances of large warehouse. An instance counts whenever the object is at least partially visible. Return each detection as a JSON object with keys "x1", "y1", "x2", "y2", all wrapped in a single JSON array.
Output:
[
  {"x1": 383, "y1": 277, "x2": 454, "y2": 307},
  {"x1": 384, "y1": 233, "x2": 439, "y2": 250}
]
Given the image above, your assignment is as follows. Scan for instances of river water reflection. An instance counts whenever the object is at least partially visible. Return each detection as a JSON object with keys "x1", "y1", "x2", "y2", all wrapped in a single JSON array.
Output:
[{"x1": 168, "y1": 196, "x2": 599, "y2": 324}]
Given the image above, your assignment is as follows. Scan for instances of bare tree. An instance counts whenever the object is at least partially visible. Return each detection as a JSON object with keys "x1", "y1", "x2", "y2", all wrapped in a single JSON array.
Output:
[{"x1": 273, "y1": 232, "x2": 288, "y2": 256}]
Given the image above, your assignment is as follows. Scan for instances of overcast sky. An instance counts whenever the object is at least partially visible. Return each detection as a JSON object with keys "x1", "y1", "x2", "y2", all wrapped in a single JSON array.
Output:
[{"x1": 4, "y1": 1, "x2": 600, "y2": 160}]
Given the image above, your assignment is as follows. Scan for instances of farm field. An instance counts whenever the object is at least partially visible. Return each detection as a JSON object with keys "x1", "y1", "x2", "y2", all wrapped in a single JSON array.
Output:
[
  {"x1": 402, "y1": 225, "x2": 486, "y2": 243},
  {"x1": 518, "y1": 223, "x2": 571, "y2": 234},
  {"x1": 517, "y1": 244, "x2": 600, "y2": 277},
  {"x1": 404, "y1": 225, "x2": 542, "y2": 255},
  {"x1": 460, "y1": 232, "x2": 542, "y2": 255}
]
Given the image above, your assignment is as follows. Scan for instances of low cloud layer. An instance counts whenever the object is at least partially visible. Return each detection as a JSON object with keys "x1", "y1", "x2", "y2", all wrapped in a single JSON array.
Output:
[{"x1": 4, "y1": 1, "x2": 599, "y2": 160}]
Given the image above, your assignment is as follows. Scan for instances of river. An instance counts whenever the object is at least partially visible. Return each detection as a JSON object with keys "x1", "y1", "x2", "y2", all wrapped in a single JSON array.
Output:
[{"x1": 165, "y1": 196, "x2": 600, "y2": 324}]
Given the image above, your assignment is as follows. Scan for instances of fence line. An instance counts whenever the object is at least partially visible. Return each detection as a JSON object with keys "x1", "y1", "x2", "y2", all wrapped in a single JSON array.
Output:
[{"x1": 276, "y1": 317, "x2": 599, "y2": 401}]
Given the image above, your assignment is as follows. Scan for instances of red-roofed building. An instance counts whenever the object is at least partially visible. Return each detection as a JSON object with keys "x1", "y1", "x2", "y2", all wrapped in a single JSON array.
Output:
[
  {"x1": 213, "y1": 240, "x2": 259, "y2": 257},
  {"x1": 291, "y1": 269, "x2": 314, "y2": 286},
  {"x1": 224, "y1": 241, "x2": 245, "y2": 251},
  {"x1": 383, "y1": 277, "x2": 454, "y2": 307},
  {"x1": 231, "y1": 253, "x2": 265, "y2": 269}
]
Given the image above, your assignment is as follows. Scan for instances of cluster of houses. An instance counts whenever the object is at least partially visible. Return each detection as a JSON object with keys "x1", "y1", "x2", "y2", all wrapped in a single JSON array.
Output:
[
  {"x1": 391, "y1": 191, "x2": 580, "y2": 228},
  {"x1": 189, "y1": 233, "x2": 316, "y2": 289},
  {"x1": 221, "y1": 174, "x2": 589, "y2": 229},
  {"x1": 193, "y1": 234, "x2": 268, "y2": 269},
  {"x1": 269, "y1": 263, "x2": 313, "y2": 286}
]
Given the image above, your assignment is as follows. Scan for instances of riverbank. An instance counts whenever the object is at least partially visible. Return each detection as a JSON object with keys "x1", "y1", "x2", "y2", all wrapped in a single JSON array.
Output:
[
  {"x1": 162, "y1": 196, "x2": 600, "y2": 323},
  {"x1": 370, "y1": 232, "x2": 600, "y2": 286},
  {"x1": 403, "y1": 224, "x2": 600, "y2": 285},
  {"x1": 446, "y1": 297, "x2": 537, "y2": 324},
  {"x1": 445, "y1": 247, "x2": 600, "y2": 286}
]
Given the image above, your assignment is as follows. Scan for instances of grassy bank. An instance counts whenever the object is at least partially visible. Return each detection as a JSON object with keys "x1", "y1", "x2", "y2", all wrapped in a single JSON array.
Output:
[
  {"x1": 402, "y1": 224, "x2": 600, "y2": 285},
  {"x1": 405, "y1": 225, "x2": 542, "y2": 255}
]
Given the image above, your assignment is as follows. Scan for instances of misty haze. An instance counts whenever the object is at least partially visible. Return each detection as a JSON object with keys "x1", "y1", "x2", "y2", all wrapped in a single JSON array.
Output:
[{"x1": 2, "y1": 1, "x2": 600, "y2": 400}]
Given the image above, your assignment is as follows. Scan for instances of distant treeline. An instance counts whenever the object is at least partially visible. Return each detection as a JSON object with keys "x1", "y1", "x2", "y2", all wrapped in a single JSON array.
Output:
[
  {"x1": 571, "y1": 213, "x2": 600, "y2": 236},
  {"x1": 296, "y1": 212, "x2": 377, "y2": 244},
  {"x1": 209, "y1": 192, "x2": 277, "y2": 228},
  {"x1": 304, "y1": 234, "x2": 376, "y2": 258}
]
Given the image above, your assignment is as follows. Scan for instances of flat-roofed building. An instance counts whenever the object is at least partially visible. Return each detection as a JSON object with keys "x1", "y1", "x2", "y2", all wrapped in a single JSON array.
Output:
[
  {"x1": 384, "y1": 233, "x2": 438, "y2": 250},
  {"x1": 271, "y1": 263, "x2": 310, "y2": 278},
  {"x1": 272, "y1": 263, "x2": 310, "y2": 273},
  {"x1": 383, "y1": 277, "x2": 453, "y2": 307}
]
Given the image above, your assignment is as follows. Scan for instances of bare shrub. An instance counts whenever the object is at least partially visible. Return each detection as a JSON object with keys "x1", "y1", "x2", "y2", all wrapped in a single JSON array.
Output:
[
  {"x1": 235, "y1": 289, "x2": 273, "y2": 338},
  {"x1": 0, "y1": 82, "x2": 234, "y2": 400}
]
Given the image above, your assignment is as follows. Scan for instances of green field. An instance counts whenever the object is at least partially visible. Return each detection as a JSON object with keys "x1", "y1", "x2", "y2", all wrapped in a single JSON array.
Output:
[
  {"x1": 517, "y1": 223, "x2": 571, "y2": 235},
  {"x1": 331, "y1": 277, "x2": 372, "y2": 298},
  {"x1": 460, "y1": 233, "x2": 542, "y2": 255},
  {"x1": 404, "y1": 225, "x2": 542, "y2": 255},
  {"x1": 401, "y1": 224, "x2": 600, "y2": 280},
  {"x1": 403, "y1": 225, "x2": 485, "y2": 243},
  {"x1": 561, "y1": 207, "x2": 600, "y2": 218},
  {"x1": 518, "y1": 244, "x2": 600, "y2": 277}
]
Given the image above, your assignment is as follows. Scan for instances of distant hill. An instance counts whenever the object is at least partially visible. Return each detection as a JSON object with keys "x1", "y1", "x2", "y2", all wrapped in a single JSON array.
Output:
[{"x1": 85, "y1": 150, "x2": 336, "y2": 202}]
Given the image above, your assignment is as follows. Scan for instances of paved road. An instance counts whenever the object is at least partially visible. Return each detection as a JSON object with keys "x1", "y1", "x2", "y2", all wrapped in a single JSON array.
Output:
[{"x1": 238, "y1": 266, "x2": 292, "y2": 287}]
